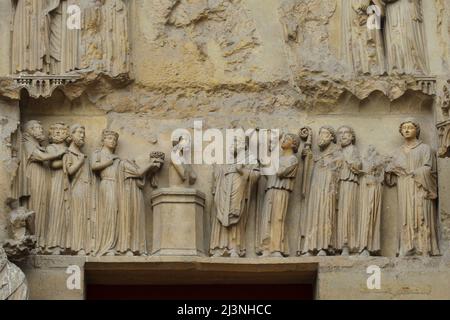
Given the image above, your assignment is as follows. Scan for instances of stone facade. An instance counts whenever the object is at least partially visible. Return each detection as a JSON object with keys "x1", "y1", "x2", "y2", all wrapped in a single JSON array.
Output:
[{"x1": 1, "y1": 0, "x2": 450, "y2": 300}]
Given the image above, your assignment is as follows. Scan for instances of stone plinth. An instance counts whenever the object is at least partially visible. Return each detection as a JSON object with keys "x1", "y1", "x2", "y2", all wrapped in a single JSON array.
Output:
[{"x1": 151, "y1": 188, "x2": 206, "y2": 256}]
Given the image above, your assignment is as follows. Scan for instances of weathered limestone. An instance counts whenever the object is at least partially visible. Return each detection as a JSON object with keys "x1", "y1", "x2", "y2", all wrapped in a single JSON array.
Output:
[
  {"x1": 151, "y1": 189, "x2": 206, "y2": 256},
  {"x1": 0, "y1": 247, "x2": 28, "y2": 300},
  {"x1": 0, "y1": 0, "x2": 450, "y2": 300}
]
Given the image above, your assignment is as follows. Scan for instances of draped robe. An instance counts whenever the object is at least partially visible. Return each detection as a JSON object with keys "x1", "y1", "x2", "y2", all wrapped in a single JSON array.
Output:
[
  {"x1": 385, "y1": 0, "x2": 429, "y2": 74},
  {"x1": 389, "y1": 141, "x2": 440, "y2": 256},
  {"x1": 210, "y1": 163, "x2": 260, "y2": 257}
]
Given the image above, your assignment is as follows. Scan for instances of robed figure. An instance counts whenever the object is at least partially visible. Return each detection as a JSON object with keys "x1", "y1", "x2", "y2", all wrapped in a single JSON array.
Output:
[
  {"x1": 11, "y1": 0, "x2": 80, "y2": 74},
  {"x1": 302, "y1": 127, "x2": 343, "y2": 256},
  {"x1": 210, "y1": 150, "x2": 260, "y2": 258},
  {"x1": 384, "y1": 0, "x2": 429, "y2": 74},
  {"x1": 341, "y1": 0, "x2": 386, "y2": 75},
  {"x1": 357, "y1": 146, "x2": 385, "y2": 256},
  {"x1": 257, "y1": 133, "x2": 300, "y2": 258},
  {"x1": 387, "y1": 119, "x2": 440, "y2": 256}
]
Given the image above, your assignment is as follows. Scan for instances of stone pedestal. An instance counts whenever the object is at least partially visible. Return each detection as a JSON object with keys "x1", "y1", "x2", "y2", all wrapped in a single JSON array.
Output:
[{"x1": 151, "y1": 188, "x2": 206, "y2": 256}]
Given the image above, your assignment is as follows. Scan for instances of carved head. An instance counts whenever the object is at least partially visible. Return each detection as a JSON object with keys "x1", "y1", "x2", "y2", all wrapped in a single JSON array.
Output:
[
  {"x1": 0, "y1": 246, "x2": 7, "y2": 270},
  {"x1": 318, "y1": 126, "x2": 337, "y2": 148},
  {"x1": 399, "y1": 118, "x2": 421, "y2": 140},
  {"x1": 49, "y1": 122, "x2": 69, "y2": 144},
  {"x1": 338, "y1": 126, "x2": 356, "y2": 147},
  {"x1": 67, "y1": 124, "x2": 86, "y2": 148},
  {"x1": 281, "y1": 133, "x2": 300, "y2": 154},
  {"x1": 24, "y1": 120, "x2": 46, "y2": 142},
  {"x1": 101, "y1": 129, "x2": 119, "y2": 150}
]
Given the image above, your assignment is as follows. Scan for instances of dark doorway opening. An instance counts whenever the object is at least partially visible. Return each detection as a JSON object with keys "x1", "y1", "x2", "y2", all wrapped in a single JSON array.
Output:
[{"x1": 87, "y1": 284, "x2": 314, "y2": 300}]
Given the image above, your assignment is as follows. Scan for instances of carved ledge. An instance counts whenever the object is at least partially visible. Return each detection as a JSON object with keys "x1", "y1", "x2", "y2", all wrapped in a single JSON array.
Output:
[
  {"x1": 415, "y1": 76, "x2": 437, "y2": 95},
  {"x1": 12, "y1": 74, "x2": 81, "y2": 99}
]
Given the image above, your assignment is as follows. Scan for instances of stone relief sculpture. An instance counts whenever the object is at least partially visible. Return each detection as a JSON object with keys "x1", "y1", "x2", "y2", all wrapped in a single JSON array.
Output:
[
  {"x1": 0, "y1": 247, "x2": 29, "y2": 300},
  {"x1": 92, "y1": 129, "x2": 164, "y2": 256},
  {"x1": 341, "y1": 0, "x2": 386, "y2": 75},
  {"x1": 301, "y1": 126, "x2": 343, "y2": 257},
  {"x1": 356, "y1": 145, "x2": 385, "y2": 256},
  {"x1": 386, "y1": 119, "x2": 440, "y2": 256},
  {"x1": 91, "y1": 130, "x2": 121, "y2": 256},
  {"x1": 440, "y1": 84, "x2": 450, "y2": 117},
  {"x1": 336, "y1": 126, "x2": 361, "y2": 256},
  {"x1": 210, "y1": 135, "x2": 260, "y2": 258},
  {"x1": 384, "y1": 0, "x2": 429, "y2": 75},
  {"x1": 115, "y1": 152, "x2": 164, "y2": 256},
  {"x1": 63, "y1": 124, "x2": 93, "y2": 256},
  {"x1": 11, "y1": 0, "x2": 80, "y2": 75},
  {"x1": 3, "y1": 199, "x2": 35, "y2": 260},
  {"x1": 14, "y1": 121, "x2": 66, "y2": 250},
  {"x1": 102, "y1": 0, "x2": 130, "y2": 77},
  {"x1": 170, "y1": 134, "x2": 197, "y2": 187},
  {"x1": 257, "y1": 133, "x2": 300, "y2": 258},
  {"x1": 46, "y1": 123, "x2": 70, "y2": 255}
]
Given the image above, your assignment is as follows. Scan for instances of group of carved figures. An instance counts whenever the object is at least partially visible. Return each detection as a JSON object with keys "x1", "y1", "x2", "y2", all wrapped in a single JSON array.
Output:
[
  {"x1": 11, "y1": 0, "x2": 129, "y2": 76},
  {"x1": 11, "y1": 121, "x2": 164, "y2": 256},
  {"x1": 210, "y1": 119, "x2": 440, "y2": 258},
  {"x1": 341, "y1": 0, "x2": 429, "y2": 75},
  {"x1": 8, "y1": 118, "x2": 441, "y2": 258}
]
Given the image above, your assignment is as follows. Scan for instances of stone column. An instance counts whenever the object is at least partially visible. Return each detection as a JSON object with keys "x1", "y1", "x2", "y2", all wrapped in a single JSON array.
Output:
[
  {"x1": 0, "y1": 98, "x2": 20, "y2": 243},
  {"x1": 151, "y1": 188, "x2": 206, "y2": 256}
]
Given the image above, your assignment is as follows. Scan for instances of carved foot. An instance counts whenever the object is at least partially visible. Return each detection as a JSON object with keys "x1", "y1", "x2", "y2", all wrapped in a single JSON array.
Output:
[
  {"x1": 270, "y1": 251, "x2": 284, "y2": 258},
  {"x1": 359, "y1": 249, "x2": 370, "y2": 257},
  {"x1": 125, "y1": 250, "x2": 134, "y2": 257},
  {"x1": 229, "y1": 249, "x2": 240, "y2": 258},
  {"x1": 51, "y1": 247, "x2": 62, "y2": 255},
  {"x1": 341, "y1": 247, "x2": 350, "y2": 256},
  {"x1": 211, "y1": 250, "x2": 222, "y2": 258},
  {"x1": 301, "y1": 251, "x2": 313, "y2": 257},
  {"x1": 317, "y1": 249, "x2": 327, "y2": 257},
  {"x1": 260, "y1": 250, "x2": 271, "y2": 258}
]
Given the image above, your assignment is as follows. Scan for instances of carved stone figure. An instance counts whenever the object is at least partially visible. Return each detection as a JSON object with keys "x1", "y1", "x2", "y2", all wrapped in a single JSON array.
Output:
[
  {"x1": 357, "y1": 145, "x2": 385, "y2": 256},
  {"x1": 336, "y1": 126, "x2": 361, "y2": 256},
  {"x1": 257, "y1": 133, "x2": 300, "y2": 258},
  {"x1": 115, "y1": 153, "x2": 164, "y2": 256},
  {"x1": 92, "y1": 130, "x2": 121, "y2": 256},
  {"x1": 102, "y1": 0, "x2": 130, "y2": 76},
  {"x1": 301, "y1": 126, "x2": 343, "y2": 257},
  {"x1": 45, "y1": 0, "x2": 81, "y2": 74},
  {"x1": 11, "y1": 0, "x2": 80, "y2": 74},
  {"x1": 170, "y1": 134, "x2": 197, "y2": 187},
  {"x1": 92, "y1": 130, "x2": 164, "y2": 256},
  {"x1": 2, "y1": 200, "x2": 35, "y2": 260},
  {"x1": 11, "y1": 0, "x2": 47, "y2": 73},
  {"x1": 46, "y1": 123, "x2": 70, "y2": 255},
  {"x1": 63, "y1": 124, "x2": 93, "y2": 255},
  {"x1": 384, "y1": 0, "x2": 429, "y2": 75},
  {"x1": 210, "y1": 135, "x2": 260, "y2": 258},
  {"x1": 341, "y1": 0, "x2": 386, "y2": 75},
  {"x1": 0, "y1": 247, "x2": 29, "y2": 300},
  {"x1": 17, "y1": 121, "x2": 66, "y2": 250},
  {"x1": 386, "y1": 119, "x2": 440, "y2": 256}
]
